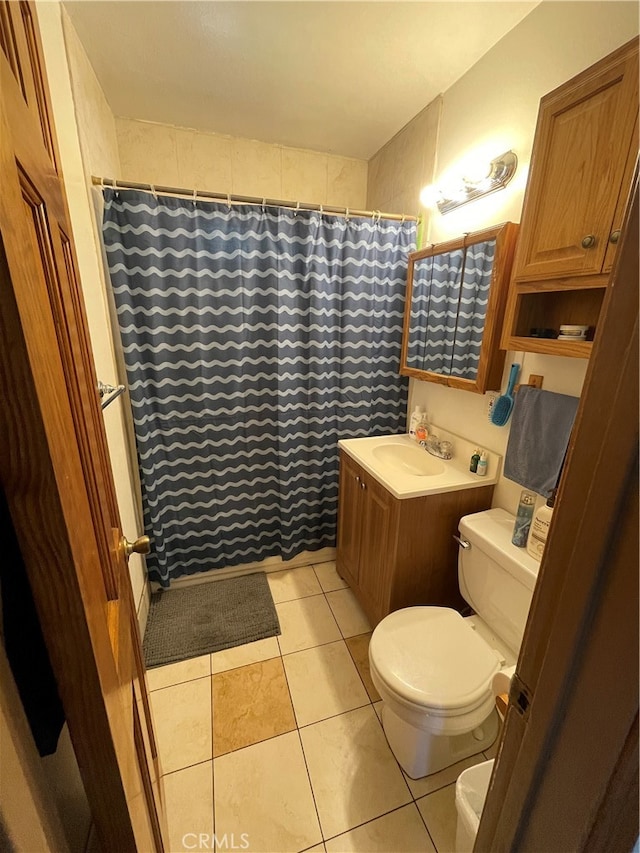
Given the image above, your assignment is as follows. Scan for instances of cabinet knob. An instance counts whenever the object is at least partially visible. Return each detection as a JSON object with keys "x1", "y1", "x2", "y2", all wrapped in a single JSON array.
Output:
[
  {"x1": 360, "y1": 481, "x2": 366, "y2": 491},
  {"x1": 355, "y1": 475, "x2": 360, "y2": 483},
  {"x1": 581, "y1": 234, "x2": 596, "y2": 249},
  {"x1": 609, "y1": 229, "x2": 621, "y2": 244}
]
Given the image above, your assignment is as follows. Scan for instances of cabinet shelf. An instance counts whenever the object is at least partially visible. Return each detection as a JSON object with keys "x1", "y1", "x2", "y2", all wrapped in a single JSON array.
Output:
[{"x1": 503, "y1": 336, "x2": 593, "y2": 359}]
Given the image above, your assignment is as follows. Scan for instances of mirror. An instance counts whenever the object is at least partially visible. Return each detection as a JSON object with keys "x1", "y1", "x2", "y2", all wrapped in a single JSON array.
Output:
[{"x1": 401, "y1": 223, "x2": 518, "y2": 394}]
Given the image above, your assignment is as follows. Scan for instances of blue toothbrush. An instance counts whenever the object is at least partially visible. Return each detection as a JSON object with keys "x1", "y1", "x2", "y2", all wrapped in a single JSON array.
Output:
[{"x1": 490, "y1": 363, "x2": 520, "y2": 426}]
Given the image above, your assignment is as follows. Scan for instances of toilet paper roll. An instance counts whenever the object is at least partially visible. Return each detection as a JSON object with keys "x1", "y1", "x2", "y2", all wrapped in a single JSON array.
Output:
[{"x1": 492, "y1": 665, "x2": 517, "y2": 702}]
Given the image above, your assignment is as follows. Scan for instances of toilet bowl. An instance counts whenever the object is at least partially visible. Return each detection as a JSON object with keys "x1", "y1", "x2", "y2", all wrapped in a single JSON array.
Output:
[{"x1": 369, "y1": 508, "x2": 539, "y2": 779}]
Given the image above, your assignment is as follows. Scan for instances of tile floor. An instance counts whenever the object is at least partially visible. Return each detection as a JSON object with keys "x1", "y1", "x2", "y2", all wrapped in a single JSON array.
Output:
[{"x1": 148, "y1": 562, "x2": 495, "y2": 853}]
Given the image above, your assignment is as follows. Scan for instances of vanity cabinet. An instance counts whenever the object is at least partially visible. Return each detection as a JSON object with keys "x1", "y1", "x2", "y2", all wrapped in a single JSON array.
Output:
[
  {"x1": 502, "y1": 39, "x2": 638, "y2": 358},
  {"x1": 336, "y1": 450, "x2": 494, "y2": 627}
]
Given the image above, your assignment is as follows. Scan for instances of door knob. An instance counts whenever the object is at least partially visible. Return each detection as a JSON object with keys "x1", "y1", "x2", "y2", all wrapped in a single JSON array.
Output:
[
  {"x1": 121, "y1": 535, "x2": 150, "y2": 560},
  {"x1": 609, "y1": 229, "x2": 621, "y2": 244},
  {"x1": 581, "y1": 234, "x2": 596, "y2": 249}
]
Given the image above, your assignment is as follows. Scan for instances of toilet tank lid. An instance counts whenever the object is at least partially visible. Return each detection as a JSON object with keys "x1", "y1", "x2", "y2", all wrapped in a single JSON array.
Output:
[{"x1": 459, "y1": 508, "x2": 540, "y2": 591}]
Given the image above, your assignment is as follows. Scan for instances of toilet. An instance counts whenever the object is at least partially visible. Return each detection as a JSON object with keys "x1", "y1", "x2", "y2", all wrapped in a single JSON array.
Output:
[{"x1": 369, "y1": 507, "x2": 539, "y2": 779}]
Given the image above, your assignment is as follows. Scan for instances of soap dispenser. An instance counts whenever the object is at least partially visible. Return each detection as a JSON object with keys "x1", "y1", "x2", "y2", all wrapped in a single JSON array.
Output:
[{"x1": 409, "y1": 406, "x2": 423, "y2": 440}]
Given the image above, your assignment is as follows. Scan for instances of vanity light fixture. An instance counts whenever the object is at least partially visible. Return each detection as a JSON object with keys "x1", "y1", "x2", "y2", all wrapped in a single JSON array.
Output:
[{"x1": 423, "y1": 151, "x2": 518, "y2": 215}]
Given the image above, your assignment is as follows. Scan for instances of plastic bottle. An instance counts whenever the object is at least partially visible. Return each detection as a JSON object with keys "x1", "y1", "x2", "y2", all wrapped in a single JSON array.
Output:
[
  {"x1": 527, "y1": 490, "x2": 556, "y2": 560},
  {"x1": 469, "y1": 448, "x2": 481, "y2": 473},
  {"x1": 476, "y1": 451, "x2": 488, "y2": 476},
  {"x1": 512, "y1": 490, "x2": 535, "y2": 547},
  {"x1": 409, "y1": 406, "x2": 423, "y2": 440}
]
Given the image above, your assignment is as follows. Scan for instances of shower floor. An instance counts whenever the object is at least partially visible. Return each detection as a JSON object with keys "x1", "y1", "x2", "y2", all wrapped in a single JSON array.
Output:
[{"x1": 142, "y1": 562, "x2": 495, "y2": 852}]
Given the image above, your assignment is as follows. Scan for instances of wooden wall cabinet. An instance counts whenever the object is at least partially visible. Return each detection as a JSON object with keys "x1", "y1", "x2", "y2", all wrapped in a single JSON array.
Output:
[
  {"x1": 336, "y1": 450, "x2": 494, "y2": 627},
  {"x1": 502, "y1": 39, "x2": 639, "y2": 358}
]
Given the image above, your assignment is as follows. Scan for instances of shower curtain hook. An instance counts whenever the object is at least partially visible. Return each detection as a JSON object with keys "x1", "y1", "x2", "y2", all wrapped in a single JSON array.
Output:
[
  {"x1": 192, "y1": 188, "x2": 198, "y2": 207},
  {"x1": 262, "y1": 198, "x2": 266, "y2": 212},
  {"x1": 319, "y1": 204, "x2": 324, "y2": 216},
  {"x1": 401, "y1": 213, "x2": 406, "y2": 223},
  {"x1": 295, "y1": 201, "x2": 300, "y2": 216},
  {"x1": 150, "y1": 184, "x2": 157, "y2": 199},
  {"x1": 227, "y1": 193, "x2": 232, "y2": 211},
  {"x1": 345, "y1": 207, "x2": 350, "y2": 222}
]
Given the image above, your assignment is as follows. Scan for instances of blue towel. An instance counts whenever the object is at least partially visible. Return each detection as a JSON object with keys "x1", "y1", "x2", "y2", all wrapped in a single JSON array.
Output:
[{"x1": 503, "y1": 386, "x2": 579, "y2": 497}]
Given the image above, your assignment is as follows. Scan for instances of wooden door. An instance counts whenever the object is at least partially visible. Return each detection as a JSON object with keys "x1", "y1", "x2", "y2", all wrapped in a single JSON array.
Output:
[
  {"x1": 513, "y1": 39, "x2": 638, "y2": 282},
  {"x1": 358, "y1": 475, "x2": 394, "y2": 623},
  {"x1": 337, "y1": 453, "x2": 364, "y2": 584},
  {"x1": 476, "y1": 174, "x2": 639, "y2": 851},
  {"x1": 0, "y1": 3, "x2": 165, "y2": 850}
]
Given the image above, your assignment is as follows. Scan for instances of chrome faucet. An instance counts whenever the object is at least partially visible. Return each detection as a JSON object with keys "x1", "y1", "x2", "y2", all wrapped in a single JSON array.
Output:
[{"x1": 421, "y1": 434, "x2": 454, "y2": 460}]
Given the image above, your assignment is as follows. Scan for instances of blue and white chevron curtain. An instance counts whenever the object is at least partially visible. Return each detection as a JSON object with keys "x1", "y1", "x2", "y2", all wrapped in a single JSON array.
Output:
[
  {"x1": 103, "y1": 189, "x2": 415, "y2": 586},
  {"x1": 406, "y1": 239, "x2": 495, "y2": 379}
]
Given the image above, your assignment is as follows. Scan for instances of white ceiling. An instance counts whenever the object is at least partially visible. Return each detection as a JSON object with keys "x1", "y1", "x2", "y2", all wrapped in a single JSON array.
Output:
[{"x1": 64, "y1": 1, "x2": 537, "y2": 160}]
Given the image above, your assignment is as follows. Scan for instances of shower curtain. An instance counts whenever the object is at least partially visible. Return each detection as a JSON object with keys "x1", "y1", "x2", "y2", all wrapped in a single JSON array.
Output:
[{"x1": 103, "y1": 189, "x2": 415, "y2": 587}]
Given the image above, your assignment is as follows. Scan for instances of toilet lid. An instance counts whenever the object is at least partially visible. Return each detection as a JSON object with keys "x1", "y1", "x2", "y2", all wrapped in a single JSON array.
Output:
[{"x1": 370, "y1": 607, "x2": 501, "y2": 711}]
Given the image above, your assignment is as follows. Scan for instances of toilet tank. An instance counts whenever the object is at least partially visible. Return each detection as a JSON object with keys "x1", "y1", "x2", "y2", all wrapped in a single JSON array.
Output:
[{"x1": 458, "y1": 508, "x2": 540, "y2": 653}]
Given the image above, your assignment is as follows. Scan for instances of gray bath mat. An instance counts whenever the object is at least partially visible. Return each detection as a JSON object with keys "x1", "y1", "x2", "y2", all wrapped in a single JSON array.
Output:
[{"x1": 143, "y1": 572, "x2": 280, "y2": 669}]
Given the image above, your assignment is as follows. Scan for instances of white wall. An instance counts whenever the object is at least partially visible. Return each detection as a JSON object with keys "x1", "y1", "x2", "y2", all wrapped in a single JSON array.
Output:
[
  {"x1": 116, "y1": 117, "x2": 368, "y2": 208},
  {"x1": 367, "y1": 97, "x2": 442, "y2": 216},
  {"x1": 401, "y1": 1, "x2": 638, "y2": 513}
]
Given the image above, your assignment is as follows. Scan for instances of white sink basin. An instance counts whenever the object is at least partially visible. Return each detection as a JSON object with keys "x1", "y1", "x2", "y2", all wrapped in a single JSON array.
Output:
[
  {"x1": 372, "y1": 443, "x2": 445, "y2": 477},
  {"x1": 338, "y1": 432, "x2": 501, "y2": 500}
]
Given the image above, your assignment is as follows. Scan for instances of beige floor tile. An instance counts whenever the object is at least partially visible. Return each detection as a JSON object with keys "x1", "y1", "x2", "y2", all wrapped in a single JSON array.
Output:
[
  {"x1": 373, "y1": 701, "x2": 383, "y2": 722},
  {"x1": 345, "y1": 633, "x2": 380, "y2": 702},
  {"x1": 214, "y1": 731, "x2": 322, "y2": 853},
  {"x1": 325, "y1": 589, "x2": 371, "y2": 638},
  {"x1": 417, "y1": 784, "x2": 458, "y2": 853},
  {"x1": 403, "y1": 752, "x2": 486, "y2": 799},
  {"x1": 313, "y1": 561, "x2": 348, "y2": 592},
  {"x1": 276, "y1": 595, "x2": 341, "y2": 655},
  {"x1": 283, "y1": 641, "x2": 369, "y2": 727},
  {"x1": 162, "y1": 761, "x2": 213, "y2": 853},
  {"x1": 299, "y1": 705, "x2": 411, "y2": 839},
  {"x1": 150, "y1": 677, "x2": 212, "y2": 774},
  {"x1": 304, "y1": 846, "x2": 326, "y2": 853},
  {"x1": 267, "y1": 566, "x2": 322, "y2": 603},
  {"x1": 210, "y1": 637, "x2": 280, "y2": 674},
  {"x1": 146, "y1": 655, "x2": 210, "y2": 692},
  {"x1": 325, "y1": 804, "x2": 436, "y2": 853},
  {"x1": 212, "y1": 657, "x2": 295, "y2": 756}
]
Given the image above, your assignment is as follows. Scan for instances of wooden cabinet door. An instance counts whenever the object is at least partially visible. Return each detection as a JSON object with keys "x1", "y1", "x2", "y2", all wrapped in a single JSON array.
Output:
[
  {"x1": 0, "y1": 3, "x2": 164, "y2": 850},
  {"x1": 514, "y1": 41, "x2": 638, "y2": 282},
  {"x1": 337, "y1": 453, "x2": 363, "y2": 583},
  {"x1": 358, "y1": 475, "x2": 394, "y2": 619},
  {"x1": 603, "y1": 115, "x2": 638, "y2": 274}
]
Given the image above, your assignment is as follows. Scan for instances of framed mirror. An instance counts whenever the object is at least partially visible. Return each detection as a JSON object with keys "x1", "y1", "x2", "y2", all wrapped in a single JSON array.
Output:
[{"x1": 400, "y1": 222, "x2": 519, "y2": 393}]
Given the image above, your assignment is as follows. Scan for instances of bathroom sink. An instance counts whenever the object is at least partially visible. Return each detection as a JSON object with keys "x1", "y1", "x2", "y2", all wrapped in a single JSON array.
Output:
[
  {"x1": 372, "y1": 443, "x2": 445, "y2": 477},
  {"x1": 338, "y1": 431, "x2": 502, "y2": 500}
]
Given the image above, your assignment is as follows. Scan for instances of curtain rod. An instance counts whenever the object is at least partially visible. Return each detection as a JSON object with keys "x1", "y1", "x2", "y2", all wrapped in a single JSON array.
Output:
[{"x1": 91, "y1": 176, "x2": 419, "y2": 223}]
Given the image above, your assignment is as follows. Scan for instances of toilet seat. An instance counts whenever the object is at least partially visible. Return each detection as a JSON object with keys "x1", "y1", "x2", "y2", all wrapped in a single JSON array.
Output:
[{"x1": 369, "y1": 607, "x2": 502, "y2": 714}]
